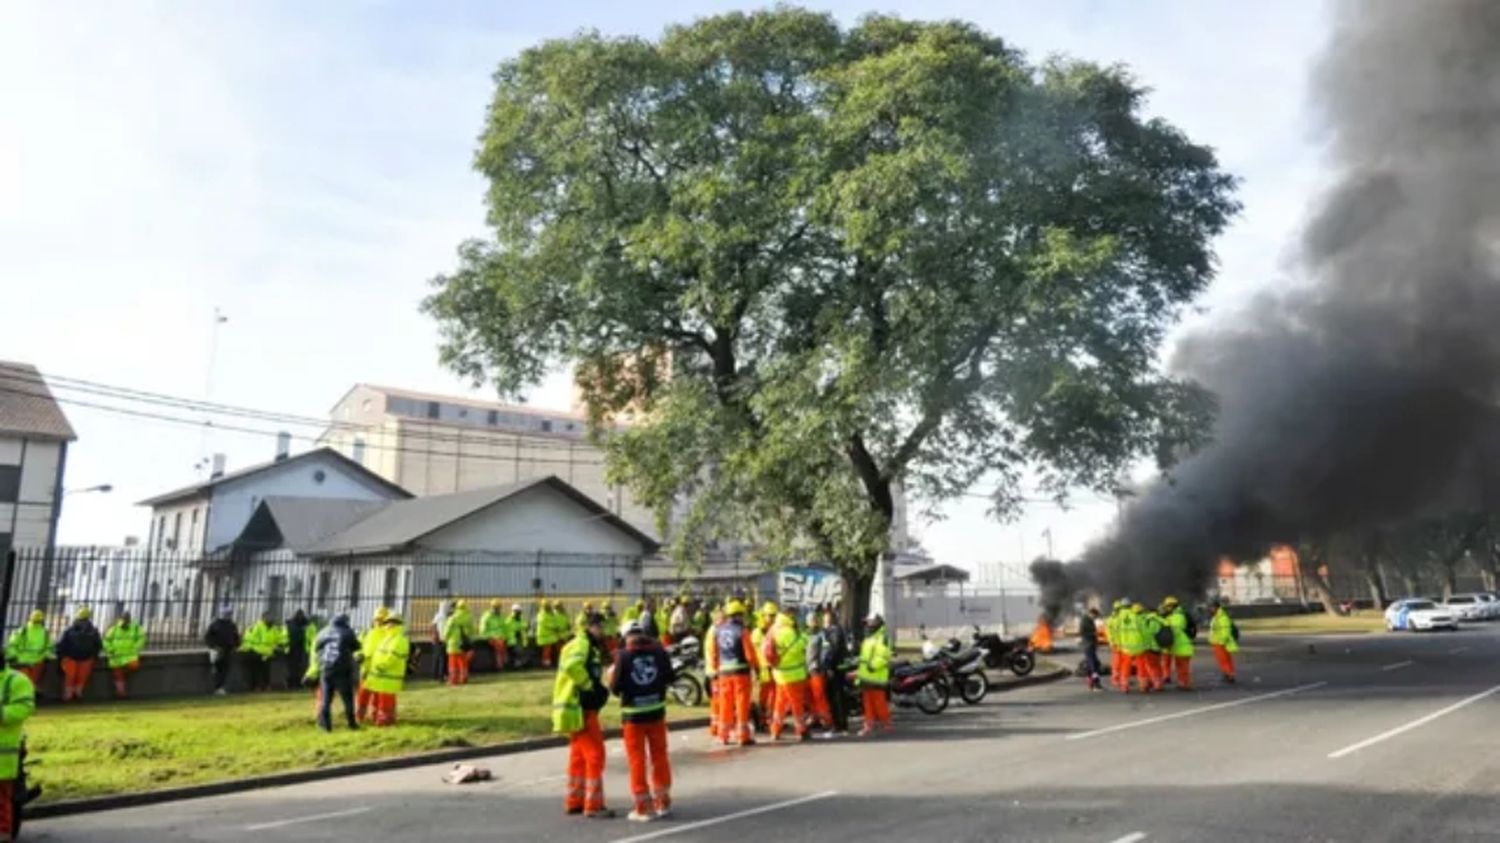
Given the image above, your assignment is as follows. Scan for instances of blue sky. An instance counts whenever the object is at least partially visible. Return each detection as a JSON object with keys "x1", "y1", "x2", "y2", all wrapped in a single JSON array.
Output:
[{"x1": 0, "y1": 2, "x2": 1330, "y2": 583}]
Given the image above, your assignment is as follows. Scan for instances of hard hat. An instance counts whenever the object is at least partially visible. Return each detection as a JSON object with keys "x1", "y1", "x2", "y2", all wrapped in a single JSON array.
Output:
[
  {"x1": 583, "y1": 601, "x2": 594, "y2": 611},
  {"x1": 624, "y1": 620, "x2": 643, "y2": 636},
  {"x1": 1131, "y1": 602, "x2": 1145, "y2": 612},
  {"x1": 455, "y1": 599, "x2": 468, "y2": 611},
  {"x1": 864, "y1": 613, "x2": 884, "y2": 628},
  {"x1": 28, "y1": 610, "x2": 44, "y2": 624},
  {"x1": 921, "y1": 640, "x2": 941, "y2": 660},
  {"x1": 374, "y1": 606, "x2": 391, "y2": 621},
  {"x1": 725, "y1": 600, "x2": 747, "y2": 616},
  {"x1": 490, "y1": 598, "x2": 503, "y2": 609},
  {"x1": 76, "y1": 607, "x2": 92, "y2": 621},
  {"x1": 511, "y1": 604, "x2": 523, "y2": 613},
  {"x1": 761, "y1": 601, "x2": 778, "y2": 616},
  {"x1": 1163, "y1": 596, "x2": 1180, "y2": 607},
  {"x1": 1112, "y1": 599, "x2": 1124, "y2": 610}
]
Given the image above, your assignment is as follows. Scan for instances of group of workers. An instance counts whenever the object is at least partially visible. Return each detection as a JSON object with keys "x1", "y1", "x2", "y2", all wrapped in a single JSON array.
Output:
[
  {"x1": 1079, "y1": 597, "x2": 1240, "y2": 692},
  {"x1": 4, "y1": 608, "x2": 147, "y2": 701}
]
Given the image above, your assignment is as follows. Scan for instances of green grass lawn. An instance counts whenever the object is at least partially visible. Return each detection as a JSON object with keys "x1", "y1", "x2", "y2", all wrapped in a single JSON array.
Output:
[
  {"x1": 1235, "y1": 612, "x2": 1385, "y2": 635},
  {"x1": 28, "y1": 673, "x2": 698, "y2": 804}
]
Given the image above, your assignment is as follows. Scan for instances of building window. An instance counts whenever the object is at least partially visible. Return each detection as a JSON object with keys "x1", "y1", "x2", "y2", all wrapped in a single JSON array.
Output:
[
  {"x1": 189, "y1": 508, "x2": 200, "y2": 550},
  {"x1": 348, "y1": 570, "x2": 362, "y2": 608},
  {"x1": 540, "y1": 419, "x2": 553, "y2": 433},
  {"x1": 436, "y1": 577, "x2": 451, "y2": 591},
  {"x1": 0, "y1": 465, "x2": 19, "y2": 504},
  {"x1": 316, "y1": 571, "x2": 332, "y2": 605},
  {"x1": 352, "y1": 436, "x2": 366, "y2": 464},
  {"x1": 487, "y1": 410, "x2": 498, "y2": 425},
  {"x1": 426, "y1": 401, "x2": 440, "y2": 419},
  {"x1": 382, "y1": 568, "x2": 398, "y2": 607},
  {"x1": 171, "y1": 512, "x2": 183, "y2": 550},
  {"x1": 458, "y1": 408, "x2": 468, "y2": 419}
]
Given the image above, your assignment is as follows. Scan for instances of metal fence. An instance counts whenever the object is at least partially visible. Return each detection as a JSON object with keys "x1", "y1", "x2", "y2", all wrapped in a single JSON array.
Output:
[
  {"x1": 3, "y1": 546, "x2": 772, "y2": 651},
  {"x1": 1212, "y1": 570, "x2": 1494, "y2": 607}
]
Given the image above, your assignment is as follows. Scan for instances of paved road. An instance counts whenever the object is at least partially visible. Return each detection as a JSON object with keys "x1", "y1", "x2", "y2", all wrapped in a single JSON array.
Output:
[{"x1": 30, "y1": 625, "x2": 1500, "y2": 842}]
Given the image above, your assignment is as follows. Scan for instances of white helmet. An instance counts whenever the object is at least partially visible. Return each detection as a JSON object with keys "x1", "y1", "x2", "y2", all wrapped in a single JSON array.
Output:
[{"x1": 921, "y1": 640, "x2": 941, "y2": 660}]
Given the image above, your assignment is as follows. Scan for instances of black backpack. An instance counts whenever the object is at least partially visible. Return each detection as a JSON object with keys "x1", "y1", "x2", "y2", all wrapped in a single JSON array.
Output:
[
  {"x1": 1153, "y1": 624, "x2": 1174, "y2": 649},
  {"x1": 1230, "y1": 620, "x2": 1241, "y2": 642},
  {"x1": 1184, "y1": 613, "x2": 1199, "y2": 640}
]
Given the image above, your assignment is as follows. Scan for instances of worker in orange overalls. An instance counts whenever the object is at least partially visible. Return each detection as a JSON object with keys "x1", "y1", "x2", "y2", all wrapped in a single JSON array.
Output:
[
  {"x1": 751, "y1": 602, "x2": 777, "y2": 731},
  {"x1": 766, "y1": 610, "x2": 811, "y2": 741},
  {"x1": 804, "y1": 611, "x2": 834, "y2": 730},
  {"x1": 703, "y1": 606, "x2": 724, "y2": 740},
  {"x1": 609, "y1": 618, "x2": 675, "y2": 822},
  {"x1": 710, "y1": 600, "x2": 758, "y2": 746}
]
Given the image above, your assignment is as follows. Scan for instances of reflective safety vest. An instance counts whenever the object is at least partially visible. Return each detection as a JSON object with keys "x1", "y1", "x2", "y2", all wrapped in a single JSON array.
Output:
[
  {"x1": 443, "y1": 608, "x2": 475, "y2": 655},
  {"x1": 713, "y1": 620, "x2": 754, "y2": 675},
  {"x1": 0, "y1": 669, "x2": 35, "y2": 780},
  {"x1": 551, "y1": 635, "x2": 598, "y2": 735},
  {"x1": 359, "y1": 623, "x2": 390, "y2": 680},
  {"x1": 751, "y1": 622, "x2": 773, "y2": 682},
  {"x1": 770, "y1": 616, "x2": 808, "y2": 684},
  {"x1": 1117, "y1": 611, "x2": 1150, "y2": 656},
  {"x1": 239, "y1": 622, "x2": 279, "y2": 658},
  {"x1": 303, "y1": 622, "x2": 321, "y2": 681},
  {"x1": 364, "y1": 624, "x2": 410, "y2": 694},
  {"x1": 103, "y1": 621, "x2": 147, "y2": 669},
  {"x1": 1209, "y1": 608, "x2": 1239, "y2": 653},
  {"x1": 479, "y1": 610, "x2": 508, "y2": 640},
  {"x1": 5, "y1": 623, "x2": 52, "y2": 667},
  {"x1": 501, "y1": 613, "x2": 526, "y2": 647},
  {"x1": 1164, "y1": 608, "x2": 1194, "y2": 657},
  {"x1": 856, "y1": 626, "x2": 891, "y2": 688}
]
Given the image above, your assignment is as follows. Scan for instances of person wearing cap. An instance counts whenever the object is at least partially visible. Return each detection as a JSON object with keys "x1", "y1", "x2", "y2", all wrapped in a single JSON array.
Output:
[
  {"x1": 203, "y1": 607, "x2": 240, "y2": 695},
  {"x1": 610, "y1": 618, "x2": 676, "y2": 822},
  {"x1": 5, "y1": 610, "x2": 53, "y2": 687},
  {"x1": 355, "y1": 607, "x2": 392, "y2": 721},
  {"x1": 709, "y1": 600, "x2": 759, "y2": 745},
  {"x1": 554, "y1": 612, "x2": 613, "y2": 819},
  {"x1": 103, "y1": 610, "x2": 147, "y2": 698},
  {"x1": 767, "y1": 610, "x2": 811, "y2": 741},
  {"x1": 751, "y1": 602, "x2": 778, "y2": 731},
  {"x1": 313, "y1": 613, "x2": 361, "y2": 732},
  {"x1": 856, "y1": 614, "x2": 893, "y2": 735},
  {"x1": 820, "y1": 605, "x2": 851, "y2": 734},
  {"x1": 1208, "y1": 599, "x2": 1239, "y2": 684},
  {"x1": 286, "y1": 609, "x2": 313, "y2": 693},
  {"x1": 703, "y1": 606, "x2": 724, "y2": 740},
  {"x1": 444, "y1": 599, "x2": 476, "y2": 686},
  {"x1": 575, "y1": 602, "x2": 596, "y2": 635},
  {"x1": 367, "y1": 614, "x2": 411, "y2": 726},
  {"x1": 0, "y1": 656, "x2": 36, "y2": 838},
  {"x1": 803, "y1": 612, "x2": 834, "y2": 731},
  {"x1": 481, "y1": 599, "x2": 510, "y2": 672},
  {"x1": 56, "y1": 606, "x2": 102, "y2": 701},
  {"x1": 1162, "y1": 596, "x2": 1195, "y2": 690}
]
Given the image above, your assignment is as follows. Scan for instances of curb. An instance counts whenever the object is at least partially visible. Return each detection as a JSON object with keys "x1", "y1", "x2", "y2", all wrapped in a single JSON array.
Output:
[{"x1": 29, "y1": 716, "x2": 712, "y2": 820}]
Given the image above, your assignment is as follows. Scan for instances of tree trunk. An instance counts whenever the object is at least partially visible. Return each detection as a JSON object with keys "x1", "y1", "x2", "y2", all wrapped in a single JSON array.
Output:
[
  {"x1": 1301, "y1": 571, "x2": 1340, "y2": 616},
  {"x1": 1361, "y1": 568, "x2": 1388, "y2": 608},
  {"x1": 842, "y1": 569, "x2": 874, "y2": 634}
]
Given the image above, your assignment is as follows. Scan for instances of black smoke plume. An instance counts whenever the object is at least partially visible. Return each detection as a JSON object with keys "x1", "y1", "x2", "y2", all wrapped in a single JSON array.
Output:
[{"x1": 1040, "y1": 0, "x2": 1500, "y2": 610}]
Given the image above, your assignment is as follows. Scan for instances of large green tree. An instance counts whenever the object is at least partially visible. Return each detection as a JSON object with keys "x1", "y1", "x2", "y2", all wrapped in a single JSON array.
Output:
[{"x1": 425, "y1": 9, "x2": 1238, "y2": 615}]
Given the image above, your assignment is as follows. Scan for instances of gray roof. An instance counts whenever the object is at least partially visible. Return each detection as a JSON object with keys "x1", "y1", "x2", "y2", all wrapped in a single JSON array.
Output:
[
  {"x1": 251, "y1": 497, "x2": 390, "y2": 552},
  {"x1": 304, "y1": 475, "x2": 659, "y2": 556},
  {"x1": 894, "y1": 563, "x2": 971, "y2": 582},
  {"x1": 0, "y1": 362, "x2": 77, "y2": 441},
  {"x1": 137, "y1": 447, "x2": 411, "y2": 507}
]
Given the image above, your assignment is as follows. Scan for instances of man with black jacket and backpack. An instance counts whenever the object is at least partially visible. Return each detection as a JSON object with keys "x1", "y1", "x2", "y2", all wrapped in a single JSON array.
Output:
[
  {"x1": 313, "y1": 614, "x2": 361, "y2": 732},
  {"x1": 819, "y1": 605, "x2": 850, "y2": 734},
  {"x1": 610, "y1": 620, "x2": 675, "y2": 823}
]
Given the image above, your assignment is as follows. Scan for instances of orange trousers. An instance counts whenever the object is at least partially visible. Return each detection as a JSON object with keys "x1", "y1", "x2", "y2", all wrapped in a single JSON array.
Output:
[
  {"x1": 1111, "y1": 648, "x2": 1126, "y2": 689},
  {"x1": 1123, "y1": 653, "x2": 1161, "y2": 692},
  {"x1": 1212, "y1": 645, "x2": 1236, "y2": 679},
  {"x1": 540, "y1": 643, "x2": 558, "y2": 668},
  {"x1": 355, "y1": 682, "x2": 373, "y2": 722},
  {"x1": 622, "y1": 719, "x2": 672, "y2": 815},
  {"x1": 707, "y1": 676, "x2": 721, "y2": 739},
  {"x1": 112, "y1": 659, "x2": 140, "y2": 697},
  {"x1": 771, "y1": 679, "x2": 809, "y2": 739},
  {"x1": 860, "y1": 687, "x2": 892, "y2": 731},
  {"x1": 371, "y1": 691, "x2": 399, "y2": 726},
  {"x1": 1172, "y1": 655, "x2": 1193, "y2": 688},
  {"x1": 565, "y1": 710, "x2": 606, "y2": 813},
  {"x1": 757, "y1": 678, "x2": 775, "y2": 726},
  {"x1": 807, "y1": 673, "x2": 833, "y2": 729},
  {"x1": 447, "y1": 651, "x2": 472, "y2": 685},
  {"x1": 61, "y1": 657, "x2": 95, "y2": 701},
  {"x1": 488, "y1": 639, "x2": 508, "y2": 671},
  {"x1": 718, "y1": 672, "x2": 754, "y2": 743},
  {"x1": 16, "y1": 664, "x2": 42, "y2": 686}
]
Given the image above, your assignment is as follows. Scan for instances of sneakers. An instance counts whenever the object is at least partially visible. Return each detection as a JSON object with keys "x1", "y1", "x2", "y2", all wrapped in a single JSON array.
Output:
[
  {"x1": 655, "y1": 806, "x2": 673, "y2": 820},
  {"x1": 628, "y1": 810, "x2": 655, "y2": 823},
  {"x1": 564, "y1": 806, "x2": 583, "y2": 816}
]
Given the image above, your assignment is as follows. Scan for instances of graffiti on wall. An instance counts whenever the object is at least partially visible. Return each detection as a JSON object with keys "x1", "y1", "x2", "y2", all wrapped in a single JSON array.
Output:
[{"x1": 778, "y1": 566, "x2": 845, "y2": 610}]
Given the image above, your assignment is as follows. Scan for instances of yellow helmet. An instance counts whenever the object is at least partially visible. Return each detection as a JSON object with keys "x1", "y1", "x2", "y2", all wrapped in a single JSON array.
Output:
[
  {"x1": 760, "y1": 601, "x2": 778, "y2": 617},
  {"x1": 76, "y1": 606, "x2": 92, "y2": 621},
  {"x1": 490, "y1": 598, "x2": 503, "y2": 610},
  {"x1": 1163, "y1": 596, "x2": 1180, "y2": 608},
  {"x1": 1131, "y1": 602, "x2": 1146, "y2": 613},
  {"x1": 583, "y1": 601, "x2": 594, "y2": 611},
  {"x1": 374, "y1": 606, "x2": 391, "y2": 622},
  {"x1": 1111, "y1": 599, "x2": 1124, "y2": 610},
  {"x1": 725, "y1": 600, "x2": 747, "y2": 616},
  {"x1": 455, "y1": 599, "x2": 469, "y2": 611},
  {"x1": 28, "y1": 610, "x2": 44, "y2": 624}
]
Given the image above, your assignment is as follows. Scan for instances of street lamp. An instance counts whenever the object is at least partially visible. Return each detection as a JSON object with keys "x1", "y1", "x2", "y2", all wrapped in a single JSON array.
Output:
[{"x1": 64, "y1": 484, "x2": 113, "y2": 496}]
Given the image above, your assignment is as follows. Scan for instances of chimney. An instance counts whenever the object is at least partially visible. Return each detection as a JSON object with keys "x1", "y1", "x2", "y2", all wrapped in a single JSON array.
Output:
[
  {"x1": 210, "y1": 453, "x2": 227, "y2": 480},
  {"x1": 275, "y1": 431, "x2": 291, "y2": 462}
]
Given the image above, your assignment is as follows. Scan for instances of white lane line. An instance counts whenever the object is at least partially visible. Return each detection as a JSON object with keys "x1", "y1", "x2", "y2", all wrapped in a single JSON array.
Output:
[
  {"x1": 1109, "y1": 834, "x2": 1148, "y2": 843},
  {"x1": 1064, "y1": 682, "x2": 1327, "y2": 741},
  {"x1": 1448, "y1": 646, "x2": 1471, "y2": 655},
  {"x1": 1380, "y1": 660, "x2": 1413, "y2": 671},
  {"x1": 245, "y1": 807, "x2": 371, "y2": 831},
  {"x1": 1328, "y1": 684, "x2": 1500, "y2": 759},
  {"x1": 610, "y1": 791, "x2": 838, "y2": 843}
]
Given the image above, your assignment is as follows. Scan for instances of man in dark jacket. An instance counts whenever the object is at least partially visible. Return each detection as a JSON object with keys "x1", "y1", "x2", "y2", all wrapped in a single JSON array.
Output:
[
  {"x1": 1079, "y1": 607, "x2": 1103, "y2": 691},
  {"x1": 57, "y1": 607, "x2": 103, "y2": 702},
  {"x1": 819, "y1": 606, "x2": 850, "y2": 734},
  {"x1": 286, "y1": 609, "x2": 311, "y2": 691},
  {"x1": 610, "y1": 620, "x2": 675, "y2": 822},
  {"x1": 314, "y1": 614, "x2": 361, "y2": 732},
  {"x1": 203, "y1": 609, "x2": 240, "y2": 695}
]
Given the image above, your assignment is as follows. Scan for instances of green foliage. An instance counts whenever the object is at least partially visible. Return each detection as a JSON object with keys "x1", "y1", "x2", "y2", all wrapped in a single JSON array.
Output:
[{"x1": 424, "y1": 9, "x2": 1239, "y2": 576}]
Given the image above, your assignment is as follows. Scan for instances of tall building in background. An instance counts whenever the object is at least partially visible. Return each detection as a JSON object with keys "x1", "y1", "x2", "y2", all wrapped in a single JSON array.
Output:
[
  {"x1": 318, "y1": 385, "x2": 657, "y2": 535},
  {"x1": 0, "y1": 361, "x2": 76, "y2": 558}
]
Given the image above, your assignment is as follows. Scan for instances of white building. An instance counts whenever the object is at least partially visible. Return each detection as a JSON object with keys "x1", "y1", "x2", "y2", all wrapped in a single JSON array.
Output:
[{"x1": 0, "y1": 361, "x2": 75, "y2": 558}]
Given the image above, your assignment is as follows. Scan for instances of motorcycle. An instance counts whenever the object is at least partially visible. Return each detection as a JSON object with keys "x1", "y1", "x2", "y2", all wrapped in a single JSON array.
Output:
[
  {"x1": 932, "y1": 638, "x2": 992, "y2": 705},
  {"x1": 841, "y1": 654, "x2": 951, "y2": 715},
  {"x1": 969, "y1": 626, "x2": 1036, "y2": 677},
  {"x1": 665, "y1": 636, "x2": 705, "y2": 707}
]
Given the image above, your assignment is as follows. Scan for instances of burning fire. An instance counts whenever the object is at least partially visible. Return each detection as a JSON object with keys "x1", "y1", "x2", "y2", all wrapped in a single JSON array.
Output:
[{"x1": 1028, "y1": 615, "x2": 1054, "y2": 653}]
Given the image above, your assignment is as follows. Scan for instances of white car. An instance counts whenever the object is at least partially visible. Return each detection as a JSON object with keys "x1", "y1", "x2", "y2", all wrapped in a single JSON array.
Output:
[
  {"x1": 1477, "y1": 593, "x2": 1500, "y2": 620},
  {"x1": 1384, "y1": 599, "x2": 1458, "y2": 632},
  {"x1": 1442, "y1": 594, "x2": 1489, "y2": 622}
]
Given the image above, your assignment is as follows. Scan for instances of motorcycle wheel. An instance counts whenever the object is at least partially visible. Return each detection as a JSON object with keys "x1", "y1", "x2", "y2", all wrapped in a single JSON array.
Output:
[
  {"x1": 668, "y1": 673, "x2": 703, "y2": 707},
  {"x1": 959, "y1": 671, "x2": 989, "y2": 705},
  {"x1": 1009, "y1": 651, "x2": 1036, "y2": 677},
  {"x1": 915, "y1": 679, "x2": 951, "y2": 715}
]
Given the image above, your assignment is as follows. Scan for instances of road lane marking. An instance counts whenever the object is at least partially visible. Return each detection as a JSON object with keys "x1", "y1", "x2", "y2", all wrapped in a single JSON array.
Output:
[
  {"x1": 1109, "y1": 834, "x2": 1148, "y2": 843},
  {"x1": 245, "y1": 807, "x2": 371, "y2": 830},
  {"x1": 610, "y1": 791, "x2": 837, "y2": 843},
  {"x1": 1064, "y1": 682, "x2": 1327, "y2": 741},
  {"x1": 1380, "y1": 660, "x2": 1413, "y2": 671},
  {"x1": 1448, "y1": 646, "x2": 1471, "y2": 655},
  {"x1": 1327, "y1": 684, "x2": 1500, "y2": 759}
]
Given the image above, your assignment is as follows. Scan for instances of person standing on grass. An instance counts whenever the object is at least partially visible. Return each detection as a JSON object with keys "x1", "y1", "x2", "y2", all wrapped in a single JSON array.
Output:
[
  {"x1": 5, "y1": 610, "x2": 53, "y2": 688},
  {"x1": 0, "y1": 661, "x2": 35, "y2": 842},
  {"x1": 204, "y1": 608, "x2": 240, "y2": 695},
  {"x1": 610, "y1": 619, "x2": 675, "y2": 823},
  {"x1": 103, "y1": 610, "x2": 146, "y2": 698},
  {"x1": 443, "y1": 600, "x2": 476, "y2": 685},
  {"x1": 286, "y1": 609, "x2": 312, "y2": 691},
  {"x1": 313, "y1": 614, "x2": 360, "y2": 732},
  {"x1": 366, "y1": 614, "x2": 410, "y2": 726},
  {"x1": 554, "y1": 612, "x2": 613, "y2": 819},
  {"x1": 480, "y1": 599, "x2": 509, "y2": 672},
  {"x1": 239, "y1": 611, "x2": 278, "y2": 692},
  {"x1": 56, "y1": 607, "x2": 102, "y2": 702},
  {"x1": 431, "y1": 600, "x2": 452, "y2": 682}
]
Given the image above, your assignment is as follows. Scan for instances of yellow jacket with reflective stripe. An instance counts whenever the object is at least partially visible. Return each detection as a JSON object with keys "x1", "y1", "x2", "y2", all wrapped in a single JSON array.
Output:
[
  {"x1": 770, "y1": 615, "x2": 808, "y2": 684},
  {"x1": 0, "y1": 669, "x2": 35, "y2": 780},
  {"x1": 1209, "y1": 608, "x2": 1239, "y2": 653},
  {"x1": 103, "y1": 621, "x2": 146, "y2": 669},
  {"x1": 364, "y1": 624, "x2": 410, "y2": 694},
  {"x1": 551, "y1": 635, "x2": 595, "y2": 735},
  {"x1": 856, "y1": 626, "x2": 891, "y2": 687}
]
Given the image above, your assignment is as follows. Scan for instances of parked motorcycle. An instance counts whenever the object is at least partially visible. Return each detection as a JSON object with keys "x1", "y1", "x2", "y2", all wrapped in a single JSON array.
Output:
[
  {"x1": 841, "y1": 654, "x2": 951, "y2": 715},
  {"x1": 933, "y1": 638, "x2": 992, "y2": 705},
  {"x1": 665, "y1": 635, "x2": 705, "y2": 707},
  {"x1": 969, "y1": 626, "x2": 1036, "y2": 677}
]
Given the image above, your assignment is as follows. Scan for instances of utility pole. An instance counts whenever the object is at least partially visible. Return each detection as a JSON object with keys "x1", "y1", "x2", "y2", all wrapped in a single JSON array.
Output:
[
  {"x1": 1042, "y1": 527, "x2": 1054, "y2": 560},
  {"x1": 197, "y1": 307, "x2": 228, "y2": 476}
]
